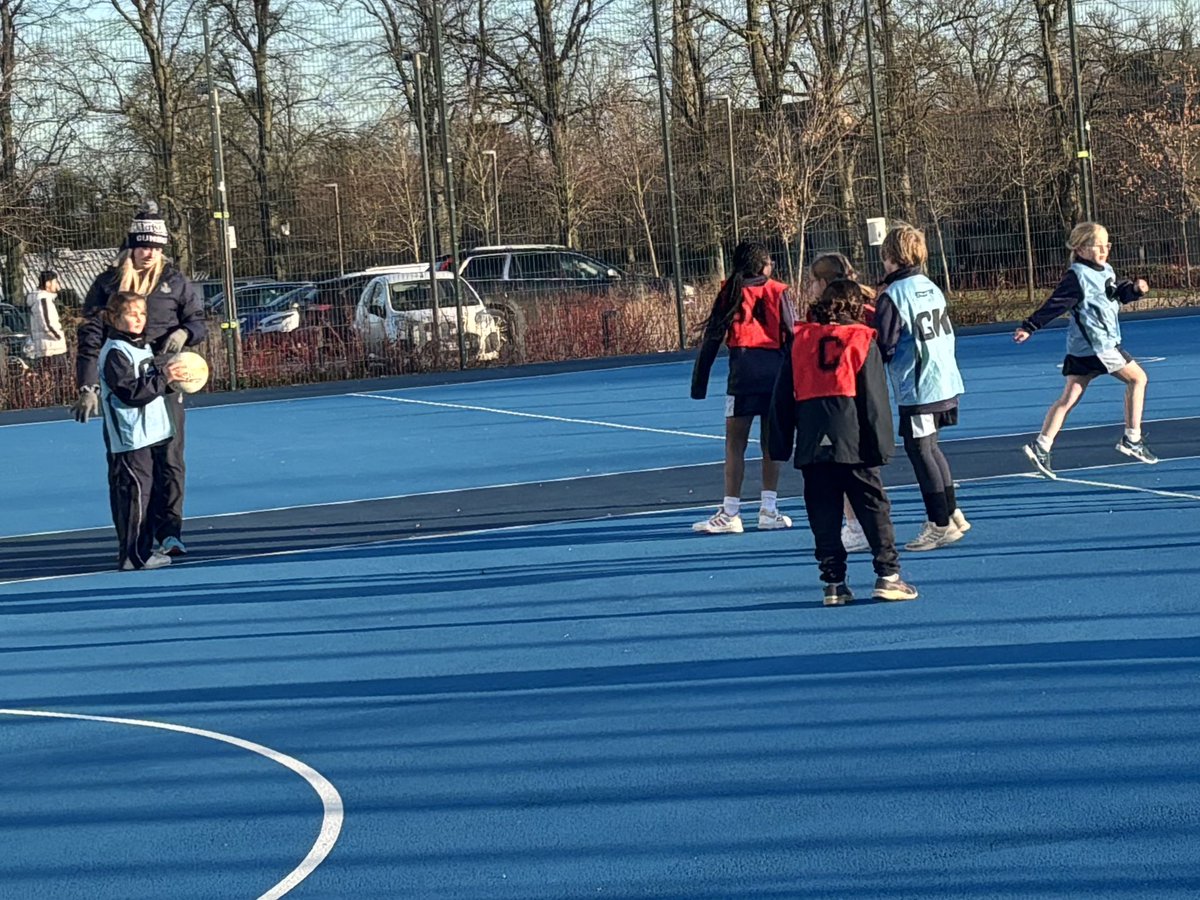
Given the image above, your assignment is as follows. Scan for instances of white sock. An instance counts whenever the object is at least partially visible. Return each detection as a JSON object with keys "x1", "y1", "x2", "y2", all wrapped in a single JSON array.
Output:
[
  {"x1": 722, "y1": 496, "x2": 741, "y2": 516},
  {"x1": 880, "y1": 573, "x2": 899, "y2": 583},
  {"x1": 1036, "y1": 434, "x2": 1053, "y2": 452},
  {"x1": 1125, "y1": 428, "x2": 1141, "y2": 444},
  {"x1": 760, "y1": 490, "x2": 778, "y2": 513}
]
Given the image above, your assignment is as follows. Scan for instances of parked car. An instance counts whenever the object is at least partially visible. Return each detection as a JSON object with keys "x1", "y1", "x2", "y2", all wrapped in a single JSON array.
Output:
[
  {"x1": 206, "y1": 280, "x2": 312, "y2": 316},
  {"x1": 441, "y1": 245, "x2": 694, "y2": 299},
  {"x1": 436, "y1": 244, "x2": 695, "y2": 345},
  {"x1": 353, "y1": 271, "x2": 502, "y2": 361},
  {"x1": 196, "y1": 276, "x2": 272, "y2": 309},
  {"x1": 233, "y1": 283, "x2": 321, "y2": 334},
  {"x1": 0, "y1": 301, "x2": 29, "y2": 366},
  {"x1": 308, "y1": 266, "x2": 445, "y2": 334}
]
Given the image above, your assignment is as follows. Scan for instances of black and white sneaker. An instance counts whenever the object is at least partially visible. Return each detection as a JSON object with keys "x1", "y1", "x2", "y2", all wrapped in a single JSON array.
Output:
[
  {"x1": 1022, "y1": 442, "x2": 1056, "y2": 479},
  {"x1": 1116, "y1": 437, "x2": 1158, "y2": 464},
  {"x1": 872, "y1": 576, "x2": 919, "y2": 602},
  {"x1": 823, "y1": 582, "x2": 854, "y2": 607}
]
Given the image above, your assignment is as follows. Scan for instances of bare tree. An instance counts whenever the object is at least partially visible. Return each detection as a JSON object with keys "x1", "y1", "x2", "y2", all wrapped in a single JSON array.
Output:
[
  {"x1": 210, "y1": 0, "x2": 292, "y2": 277},
  {"x1": 745, "y1": 99, "x2": 851, "y2": 284},
  {"x1": 465, "y1": 0, "x2": 616, "y2": 247},
  {"x1": 1113, "y1": 62, "x2": 1200, "y2": 286}
]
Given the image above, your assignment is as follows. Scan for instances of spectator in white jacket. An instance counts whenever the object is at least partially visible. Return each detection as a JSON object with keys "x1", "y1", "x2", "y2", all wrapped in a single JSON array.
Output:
[{"x1": 25, "y1": 269, "x2": 68, "y2": 369}]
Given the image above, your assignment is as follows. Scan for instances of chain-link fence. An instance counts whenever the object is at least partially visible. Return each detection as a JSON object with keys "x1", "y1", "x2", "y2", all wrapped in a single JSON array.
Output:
[{"x1": 2, "y1": 0, "x2": 1198, "y2": 409}]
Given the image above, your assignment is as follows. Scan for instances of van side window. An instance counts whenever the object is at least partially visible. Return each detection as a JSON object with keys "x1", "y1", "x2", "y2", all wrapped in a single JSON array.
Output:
[{"x1": 463, "y1": 255, "x2": 505, "y2": 280}]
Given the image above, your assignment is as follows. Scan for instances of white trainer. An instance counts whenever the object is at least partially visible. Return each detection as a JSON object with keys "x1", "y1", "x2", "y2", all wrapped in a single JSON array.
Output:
[
  {"x1": 841, "y1": 521, "x2": 871, "y2": 553},
  {"x1": 951, "y1": 508, "x2": 971, "y2": 534},
  {"x1": 904, "y1": 521, "x2": 963, "y2": 552},
  {"x1": 692, "y1": 509, "x2": 744, "y2": 534},
  {"x1": 757, "y1": 508, "x2": 793, "y2": 530}
]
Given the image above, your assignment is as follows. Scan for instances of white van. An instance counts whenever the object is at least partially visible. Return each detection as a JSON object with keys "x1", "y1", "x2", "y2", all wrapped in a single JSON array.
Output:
[{"x1": 352, "y1": 271, "x2": 502, "y2": 361}]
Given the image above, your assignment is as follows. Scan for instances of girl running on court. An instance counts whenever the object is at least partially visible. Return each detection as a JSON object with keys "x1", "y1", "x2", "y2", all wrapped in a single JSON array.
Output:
[
  {"x1": 691, "y1": 241, "x2": 795, "y2": 533},
  {"x1": 1014, "y1": 221, "x2": 1154, "y2": 477},
  {"x1": 875, "y1": 224, "x2": 970, "y2": 551}
]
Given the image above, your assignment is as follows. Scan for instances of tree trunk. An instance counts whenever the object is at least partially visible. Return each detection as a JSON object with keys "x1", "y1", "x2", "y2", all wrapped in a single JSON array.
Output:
[{"x1": 0, "y1": 0, "x2": 22, "y2": 303}]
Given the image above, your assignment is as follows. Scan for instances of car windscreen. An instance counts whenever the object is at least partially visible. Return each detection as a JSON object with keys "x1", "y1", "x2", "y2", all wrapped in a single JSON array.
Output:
[{"x1": 388, "y1": 280, "x2": 456, "y2": 312}]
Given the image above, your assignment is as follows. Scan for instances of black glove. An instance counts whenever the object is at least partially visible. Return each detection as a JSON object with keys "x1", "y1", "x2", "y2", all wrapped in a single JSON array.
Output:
[
  {"x1": 162, "y1": 328, "x2": 190, "y2": 355},
  {"x1": 72, "y1": 385, "x2": 100, "y2": 424}
]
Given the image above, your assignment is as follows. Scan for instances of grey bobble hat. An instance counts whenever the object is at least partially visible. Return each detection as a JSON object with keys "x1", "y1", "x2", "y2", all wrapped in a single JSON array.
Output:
[{"x1": 127, "y1": 201, "x2": 170, "y2": 249}]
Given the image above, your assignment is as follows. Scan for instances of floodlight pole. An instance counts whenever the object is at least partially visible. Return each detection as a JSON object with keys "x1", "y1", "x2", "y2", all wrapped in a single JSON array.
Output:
[
  {"x1": 429, "y1": 1, "x2": 466, "y2": 369},
  {"x1": 324, "y1": 183, "x2": 345, "y2": 276},
  {"x1": 864, "y1": 0, "x2": 889, "y2": 223},
  {"x1": 203, "y1": 13, "x2": 238, "y2": 391},
  {"x1": 718, "y1": 96, "x2": 739, "y2": 247},
  {"x1": 650, "y1": 0, "x2": 687, "y2": 351},
  {"x1": 1067, "y1": 0, "x2": 1094, "y2": 221},
  {"x1": 482, "y1": 149, "x2": 500, "y2": 243},
  {"x1": 408, "y1": 51, "x2": 441, "y2": 333}
]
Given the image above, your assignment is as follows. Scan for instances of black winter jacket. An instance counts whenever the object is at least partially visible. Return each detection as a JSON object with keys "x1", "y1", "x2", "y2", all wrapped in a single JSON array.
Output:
[
  {"x1": 77, "y1": 264, "x2": 207, "y2": 388},
  {"x1": 767, "y1": 339, "x2": 894, "y2": 467},
  {"x1": 691, "y1": 275, "x2": 796, "y2": 399}
]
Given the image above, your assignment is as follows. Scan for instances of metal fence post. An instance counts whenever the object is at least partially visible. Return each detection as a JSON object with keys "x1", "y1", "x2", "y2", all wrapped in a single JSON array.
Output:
[
  {"x1": 650, "y1": 0, "x2": 687, "y2": 351},
  {"x1": 429, "y1": 2, "x2": 466, "y2": 369},
  {"x1": 202, "y1": 13, "x2": 239, "y2": 391}
]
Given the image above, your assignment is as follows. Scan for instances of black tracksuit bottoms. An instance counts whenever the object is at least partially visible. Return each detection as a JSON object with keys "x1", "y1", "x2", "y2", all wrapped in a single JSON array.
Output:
[
  {"x1": 109, "y1": 445, "x2": 159, "y2": 568},
  {"x1": 104, "y1": 393, "x2": 186, "y2": 546},
  {"x1": 800, "y1": 463, "x2": 900, "y2": 584},
  {"x1": 150, "y1": 393, "x2": 187, "y2": 543}
]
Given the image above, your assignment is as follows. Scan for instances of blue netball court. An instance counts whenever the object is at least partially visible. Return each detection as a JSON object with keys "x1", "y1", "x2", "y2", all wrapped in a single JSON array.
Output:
[{"x1": 1, "y1": 313, "x2": 1198, "y2": 898}]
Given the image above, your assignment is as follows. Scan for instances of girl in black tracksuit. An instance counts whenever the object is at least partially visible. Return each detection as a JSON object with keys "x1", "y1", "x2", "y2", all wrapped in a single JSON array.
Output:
[
  {"x1": 691, "y1": 241, "x2": 796, "y2": 534},
  {"x1": 768, "y1": 279, "x2": 918, "y2": 605}
]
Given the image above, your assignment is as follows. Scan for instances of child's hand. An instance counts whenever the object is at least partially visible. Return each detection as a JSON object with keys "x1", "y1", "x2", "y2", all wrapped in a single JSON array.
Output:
[
  {"x1": 1012, "y1": 328, "x2": 1031, "y2": 344},
  {"x1": 163, "y1": 360, "x2": 189, "y2": 383}
]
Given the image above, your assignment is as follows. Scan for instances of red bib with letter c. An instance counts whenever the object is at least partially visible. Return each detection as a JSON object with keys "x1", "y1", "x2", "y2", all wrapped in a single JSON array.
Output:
[{"x1": 791, "y1": 322, "x2": 875, "y2": 400}]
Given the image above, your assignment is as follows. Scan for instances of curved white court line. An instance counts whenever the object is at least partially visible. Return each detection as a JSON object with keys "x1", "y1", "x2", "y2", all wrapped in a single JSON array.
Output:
[{"x1": 0, "y1": 709, "x2": 342, "y2": 899}]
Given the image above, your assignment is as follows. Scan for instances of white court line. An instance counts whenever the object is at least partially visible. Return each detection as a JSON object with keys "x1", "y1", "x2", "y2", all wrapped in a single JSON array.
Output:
[
  {"x1": 349, "y1": 391, "x2": 725, "y2": 440},
  {"x1": 6, "y1": 310, "x2": 1200, "y2": 430},
  {"x1": 1033, "y1": 474, "x2": 1200, "y2": 502},
  {"x1": 0, "y1": 708, "x2": 342, "y2": 899},
  {"x1": 6, "y1": 458, "x2": 1199, "y2": 588},
  {"x1": 0, "y1": 359, "x2": 691, "y2": 428},
  {"x1": 2, "y1": 459, "x2": 727, "y2": 540}
]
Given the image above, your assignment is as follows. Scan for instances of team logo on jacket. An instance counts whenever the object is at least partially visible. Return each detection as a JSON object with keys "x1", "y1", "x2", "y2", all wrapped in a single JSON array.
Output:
[{"x1": 161, "y1": 283, "x2": 172, "y2": 293}]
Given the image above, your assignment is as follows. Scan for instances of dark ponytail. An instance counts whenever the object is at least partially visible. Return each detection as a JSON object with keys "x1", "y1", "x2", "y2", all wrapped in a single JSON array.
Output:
[{"x1": 703, "y1": 241, "x2": 771, "y2": 335}]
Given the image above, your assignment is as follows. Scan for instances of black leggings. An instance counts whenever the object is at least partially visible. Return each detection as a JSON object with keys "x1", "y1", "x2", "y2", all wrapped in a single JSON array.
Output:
[{"x1": 902, "y1": 434, "x2": 956, "y2": 526}]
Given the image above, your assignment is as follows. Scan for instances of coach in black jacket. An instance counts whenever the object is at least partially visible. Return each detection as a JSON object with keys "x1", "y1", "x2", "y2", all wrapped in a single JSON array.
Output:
[
  {"x1": 73, "y1": 203, "x2": 207, "y2": 556},
  {"x1": 768, "y1": 279, "x2": 917, "y2": 604}
]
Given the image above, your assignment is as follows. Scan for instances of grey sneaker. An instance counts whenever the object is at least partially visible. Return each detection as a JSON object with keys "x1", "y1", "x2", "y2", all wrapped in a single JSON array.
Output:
[
  {"x1": 872, "y1": 576, "x2": 919, "y2": 602},
  {"x1": 904, "y1": 521, "x2": 963, "y2": 552},
  {"x1": 951, "y1": 508, "x2": 971, "y2": 533},
  {"x1": 142, "y1": 552, "x2": 172, "y2": 570},
  {"x1": 1023, "y1": 442, "x2": 1056, "y2": 479},
  {"x1": 119, "y1": 552, "x2": 172, "y2": 571},
  {"x1": 823, "y1": 582, "x2": 854, "y2": 607},
  {"x1": 1116, "y1": 437, "x2": 1158, "y2": 464}
]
